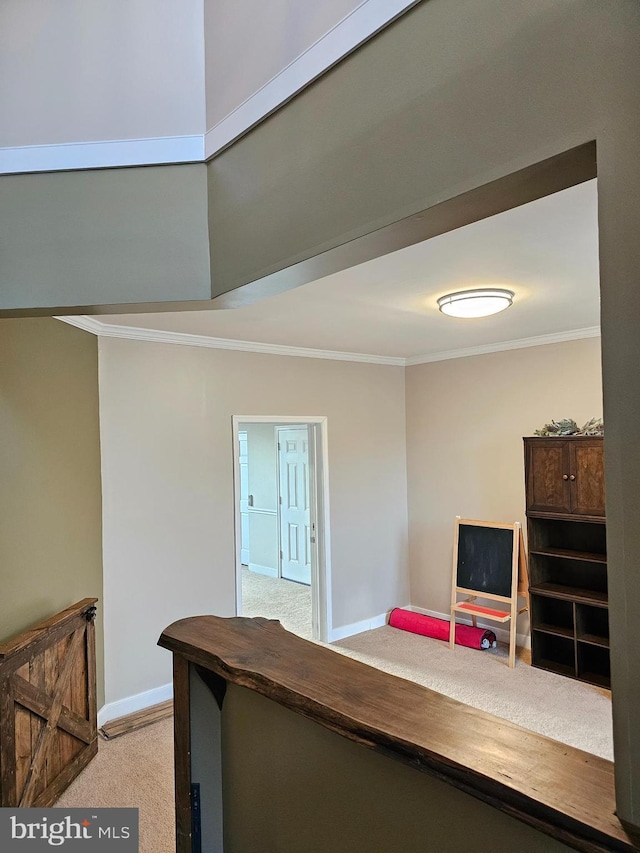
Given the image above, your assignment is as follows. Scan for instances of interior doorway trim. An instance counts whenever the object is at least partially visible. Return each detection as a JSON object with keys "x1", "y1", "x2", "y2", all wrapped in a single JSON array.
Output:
[{"x1": 231, "y1": 414, "x2": 332, "y2": 643}]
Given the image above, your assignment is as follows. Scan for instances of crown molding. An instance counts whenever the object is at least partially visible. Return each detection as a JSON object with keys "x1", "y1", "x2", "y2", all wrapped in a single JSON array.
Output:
[
  {"x1": 1, "y1": 0, "x2": 418, "y2": 175},
  {"x1": 204, "y1": 0, "x2": 421, "y2": 158},
  {"x1": 55, "y1": 316, "x2": 406, "y2": 366},
  {"x1": 57, "y1": 316, "x2": 601, "y2": 367},
  {"x1": 0, "y1": 135, "x2": 203, "y2": 175},
  {"x1": 404, "y1": 326, "x2": 601, "y2": 366},
  {"x1": 57, "y1": 315, "x2": 106, "y2": 335}
]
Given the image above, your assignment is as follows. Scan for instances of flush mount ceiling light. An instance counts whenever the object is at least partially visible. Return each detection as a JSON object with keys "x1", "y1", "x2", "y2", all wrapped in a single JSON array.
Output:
[{"x1": 437, "y1": 288, "x2": 514, "y2": 318}]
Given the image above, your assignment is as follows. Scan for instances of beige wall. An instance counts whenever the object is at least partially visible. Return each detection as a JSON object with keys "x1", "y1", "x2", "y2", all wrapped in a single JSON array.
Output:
[
  {"x1": 0, "y1": 0, "x2": 205, "y2": 147},
  {"x1": 406, "y1": 337, "x2": 603, "y2": 633},
  {"x1": 0, "y1": 318, "x2": 104, "y2": 705},
  {"x1": 99, "y1": 338, "x2": 408, "y2": 705}
]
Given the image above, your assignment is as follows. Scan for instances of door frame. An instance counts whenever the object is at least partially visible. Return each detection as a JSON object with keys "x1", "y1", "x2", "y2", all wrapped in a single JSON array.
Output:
[{"x1": 231, "y1": 414, "x2": 332, "y2": 643}]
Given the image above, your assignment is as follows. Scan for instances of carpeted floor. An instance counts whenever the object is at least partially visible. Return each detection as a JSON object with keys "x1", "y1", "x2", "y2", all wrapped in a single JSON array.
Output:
[
  {"x1": 240, "y1": 566, "x2": 312, "y2": 639},
  {"x1": 57, "y1": 619, "x2": 612, "y2": 852},
  {"x1": 335, "y1": 625, "x2": 612, "y2": 759},
  {"x1": 56, "y1": 716, "x2": 175, "y2": 853}
]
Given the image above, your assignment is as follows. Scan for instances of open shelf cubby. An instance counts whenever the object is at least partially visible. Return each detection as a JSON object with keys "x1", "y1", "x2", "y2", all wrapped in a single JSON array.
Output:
[
  {"x1": 576, "y1": 603, "x2": 609, "y2": 648},
  {"x1": 532, "y1": 631, "x2": 576, "y2": 679},
  {"x1": 530, "y1": 595, "x2": 574, "y2": 639},
  {"x1": 577, "y1": 642, "x2": 611, "y2": 688}
]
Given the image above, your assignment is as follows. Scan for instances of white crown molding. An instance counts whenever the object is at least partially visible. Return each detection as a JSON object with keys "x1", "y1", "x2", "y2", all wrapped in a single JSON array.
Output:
[
  {"x1": 405, "y1": 326, "x2": 601, "y2": 366},
  {"x1": 0, "y1": 134, "x2": 204, "y2": 175},
  {"x1": 57, "y1": 316, "x2": 601, "y2": 366},
  {"x1": 204, "y1": 0, "x2": 421, "y2": 158},
  {"x1": 57, "y1": 315, "x2": 106, "y2": 335},
  {"x1": 55, "y1": 316, "x2": 406, "y2": 366},
  {"x1": 1, "y1": 0, "x2": 418, "y2": 174}
]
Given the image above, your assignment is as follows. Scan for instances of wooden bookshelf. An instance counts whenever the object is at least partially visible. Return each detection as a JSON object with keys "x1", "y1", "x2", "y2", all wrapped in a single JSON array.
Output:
[{"x1": 524, "y1": 436, "x2": 610, "y2": 689}]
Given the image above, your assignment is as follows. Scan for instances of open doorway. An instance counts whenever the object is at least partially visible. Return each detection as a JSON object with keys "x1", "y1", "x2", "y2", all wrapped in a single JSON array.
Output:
[{"x1": 232, "y1": 415, "x2": 331, "y2": 642}]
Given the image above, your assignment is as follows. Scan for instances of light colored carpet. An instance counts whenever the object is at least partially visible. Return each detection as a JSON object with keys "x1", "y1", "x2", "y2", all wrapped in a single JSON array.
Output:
[
  {"x1": 241, "y1": 567, "x2": 312, "y2": 639},
  {"x1": 56, "y1": 717, "x2": 175, "y2": 853},
  {"x1": 57, "y1": 620, "x2": 612, "y2": 853},
  {"x1": 335, "y1": 626, "x2": 612, "y2": 760}
]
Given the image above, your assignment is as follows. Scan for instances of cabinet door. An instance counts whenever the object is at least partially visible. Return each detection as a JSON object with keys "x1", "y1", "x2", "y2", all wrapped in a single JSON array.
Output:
[
  {"x1": 525, "y1": 440, "x2": 572, "y2": 514},
  {"x1": 570, "y1": 441, "x2": 605, "y2": 517}
]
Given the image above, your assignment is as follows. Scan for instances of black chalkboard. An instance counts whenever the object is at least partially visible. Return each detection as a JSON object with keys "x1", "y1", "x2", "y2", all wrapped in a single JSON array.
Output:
[{"x1": 456, "y1": 523, "x2": 515, "y2": 598}]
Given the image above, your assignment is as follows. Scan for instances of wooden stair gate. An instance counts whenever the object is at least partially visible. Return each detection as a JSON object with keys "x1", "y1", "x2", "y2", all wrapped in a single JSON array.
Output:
[{"x1": 0, "y1": 599, "x2": 98, "y2": 807}]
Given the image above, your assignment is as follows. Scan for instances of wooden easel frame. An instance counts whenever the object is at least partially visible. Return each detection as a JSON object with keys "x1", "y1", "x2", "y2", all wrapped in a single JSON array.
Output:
[{"x1": 449, "y1": 517, "x2": 529, "y2": 668}]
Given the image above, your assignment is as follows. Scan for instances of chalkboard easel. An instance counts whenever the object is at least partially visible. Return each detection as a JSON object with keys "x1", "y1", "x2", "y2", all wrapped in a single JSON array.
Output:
[{"x1": 449, "y1": 517, "x2": 529, "y2": 668}]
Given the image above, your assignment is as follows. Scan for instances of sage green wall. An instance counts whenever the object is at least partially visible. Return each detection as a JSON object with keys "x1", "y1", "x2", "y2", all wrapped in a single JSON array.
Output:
[
  {"x1": 0, "y1": 164, "x2": 211, "y2": 312},
  {"x1": 0, "y1": 318, "x2": 104, "y2": 706},
  {"x1": 221, "y1": 684, "x2": 573, "y2": 853}
]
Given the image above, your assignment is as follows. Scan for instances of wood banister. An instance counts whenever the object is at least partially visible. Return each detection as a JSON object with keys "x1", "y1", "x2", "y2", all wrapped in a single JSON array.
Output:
[{"x1": 159, "y1": 615, "x2": 640, "y2": 853}]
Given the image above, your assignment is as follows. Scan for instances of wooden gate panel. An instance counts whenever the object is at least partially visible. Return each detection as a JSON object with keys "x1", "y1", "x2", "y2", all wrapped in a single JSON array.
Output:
[
  {"x1": 15, "y1": 663, "x2": 31, "y2": 800},
  {"x1": 0, "y1": 599, "x2": 98, "y2": 808}
]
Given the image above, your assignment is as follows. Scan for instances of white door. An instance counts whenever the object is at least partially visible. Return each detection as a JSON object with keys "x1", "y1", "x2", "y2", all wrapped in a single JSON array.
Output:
[
  {"x1": 238, "y1": 430, "x2": 250, "y2": 565},
  {"x1": 278, "y1": 427, "x2": 311, "y2": 584}
]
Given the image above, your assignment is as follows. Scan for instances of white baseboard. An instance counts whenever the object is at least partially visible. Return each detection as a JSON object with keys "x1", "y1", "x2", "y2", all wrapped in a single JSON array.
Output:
[
  {"x1": 329, "y1": 610, "x2": 389, "y2": 642},
  {"x1": 97, "y1": 682, "x2": 173, "y2": 728},
  {"x1": 405, "y1": 605, "x2": 531, "y2": 650},
  {"x1": 248, "y1": 563, "x2": 278, "y2": 578}
]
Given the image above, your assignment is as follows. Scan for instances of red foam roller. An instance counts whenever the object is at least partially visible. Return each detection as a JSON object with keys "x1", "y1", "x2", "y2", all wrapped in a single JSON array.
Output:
[{"x1": 388, "y1": 608, "x2": 496, "y2": 650}]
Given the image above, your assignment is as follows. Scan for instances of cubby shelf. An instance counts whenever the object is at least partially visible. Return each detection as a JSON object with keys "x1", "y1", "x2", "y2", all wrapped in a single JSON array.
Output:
[
  {"x1": 529, "y1": 547, "x2": 606, "y2": 564},
  {"x1": 524, "y1": 436, "x2": 610, "y2": 689},
  {"x1": 535, "y1": 659, "x2": 576, "y2": 679},
  {"x1": 577, "y1": 632, "x2": 609, "y2": 649},
  {"x1": 534, "y1": 622, "x2": 574, "y2": 640},
  {"x1": 529, "y1": 583, "x2": 608, "y2": 607}
]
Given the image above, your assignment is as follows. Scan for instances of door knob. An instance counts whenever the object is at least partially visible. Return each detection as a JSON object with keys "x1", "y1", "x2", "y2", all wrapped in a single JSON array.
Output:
[
  {"x1": 562, "y1": 474, "x2": 569, "y2": 480},
  {"x1": 569, "y1": 474, "x2": 576, "y2": 481}
]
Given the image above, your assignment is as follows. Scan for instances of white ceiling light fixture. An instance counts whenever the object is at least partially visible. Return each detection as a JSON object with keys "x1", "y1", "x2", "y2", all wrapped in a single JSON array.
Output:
[{"x1": 437, "y1": 288, "x2": 515, "y2": 318}]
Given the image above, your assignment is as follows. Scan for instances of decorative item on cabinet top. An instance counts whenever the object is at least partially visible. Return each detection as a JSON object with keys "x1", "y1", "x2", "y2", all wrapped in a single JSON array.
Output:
[{"x1": 534, "y1": 417, "x2": 603, "y2": 437}]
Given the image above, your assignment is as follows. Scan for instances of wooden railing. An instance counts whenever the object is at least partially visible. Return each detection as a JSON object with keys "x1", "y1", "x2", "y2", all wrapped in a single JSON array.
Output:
[
  {"x1": 159, "y1": 615, "x2": 640, "y2": 853},
  {"x1": 0, "y1": 599, "x2": 98, "y2": 807}
]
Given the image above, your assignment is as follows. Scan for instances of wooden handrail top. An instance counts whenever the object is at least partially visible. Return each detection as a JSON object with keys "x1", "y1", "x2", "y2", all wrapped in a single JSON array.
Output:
[
  {"x1": 0, "y1": 598, "x2": 97, "y2": 660},
  {"x1": 159, "y1": 615, "x2": 640, "y2": 853}
]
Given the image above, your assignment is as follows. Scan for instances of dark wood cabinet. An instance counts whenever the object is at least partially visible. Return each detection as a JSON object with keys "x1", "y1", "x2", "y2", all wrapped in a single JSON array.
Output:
[
  {"x1": 524, "y1": 437, "x2": 605, "y2": 519},
  {"x1": 570, "y1": 441, "x2": 606, "y2": 517},
  {"x1": 524, "y1": 436, "x2": 609, "y2": 688}
]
